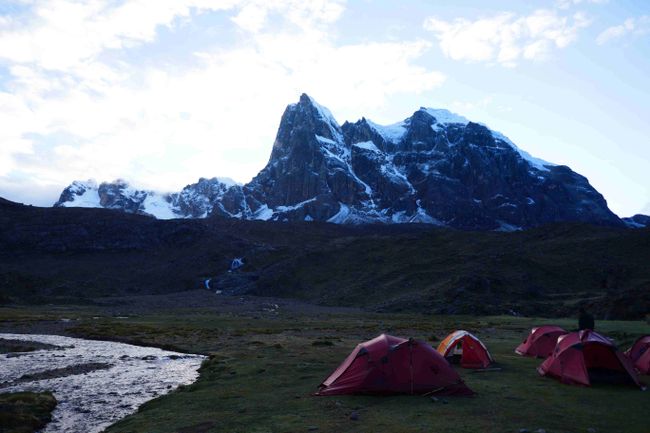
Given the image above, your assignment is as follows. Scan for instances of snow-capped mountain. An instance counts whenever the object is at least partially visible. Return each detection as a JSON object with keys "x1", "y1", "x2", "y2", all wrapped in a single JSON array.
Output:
[
  {"x1": 54, "y1": 177, "x2": 239, "y2": 219},
  {"x1": 55, "y1": 93, "x2": 623, "y2": 230}
]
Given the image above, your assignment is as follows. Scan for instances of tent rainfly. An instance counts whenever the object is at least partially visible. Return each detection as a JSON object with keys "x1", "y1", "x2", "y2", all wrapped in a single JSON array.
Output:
[
  {"x1": 626, "y1": 335, "x2": 650, "y2": 375},
  {"x1": 315, "y1": 334, "x2": 474, "y2": 396},
  {"x1": 538, "y1": 330, "x2": 643, "y2": 388},
  {"x1": 515, "y1": 325, "x2": 568, "y2": 359}
]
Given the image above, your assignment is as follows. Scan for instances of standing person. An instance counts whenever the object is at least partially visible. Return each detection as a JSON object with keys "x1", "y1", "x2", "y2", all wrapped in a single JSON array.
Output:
[{"x1": 578, "y1": 307, "x2": 595, "y2": 330}]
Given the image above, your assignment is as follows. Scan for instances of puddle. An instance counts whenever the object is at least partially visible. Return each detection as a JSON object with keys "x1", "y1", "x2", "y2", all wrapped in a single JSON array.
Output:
[{"x1": 0, "y1": 333, "x2": 205, "y2": 433}]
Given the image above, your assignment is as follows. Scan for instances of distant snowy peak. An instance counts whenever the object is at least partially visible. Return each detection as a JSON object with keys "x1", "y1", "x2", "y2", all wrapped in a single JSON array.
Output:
[
  {"x1": 54, "y1": 177, "x2": 240, "y2": 220},
  {"x1": 56, "y1": 180, "x2": 101, "y2": 208}
]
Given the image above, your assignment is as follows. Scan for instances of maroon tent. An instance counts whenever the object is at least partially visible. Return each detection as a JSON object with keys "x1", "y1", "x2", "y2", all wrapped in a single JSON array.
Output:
[
  {"x1": 316, "y1": 334, "x2": 474, "y2": 396},
  {"x1": 515, "y1": 325, "x2": 568, "y2": 358},
  {"x1": 626, "y1": 335, "x2": 650, "y2": 375},
  {"x1": 538, "y1": 330, "x2": 643, "y2": 388}
]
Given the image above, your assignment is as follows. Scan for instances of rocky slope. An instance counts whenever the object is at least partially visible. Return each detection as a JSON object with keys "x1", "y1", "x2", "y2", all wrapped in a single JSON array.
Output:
[
  {"x1": 55, "y1": 94, "x2": 623, "y2": 230},
  {"x1": 2, "y1": 198, "x2": 649, "y2": 318}
]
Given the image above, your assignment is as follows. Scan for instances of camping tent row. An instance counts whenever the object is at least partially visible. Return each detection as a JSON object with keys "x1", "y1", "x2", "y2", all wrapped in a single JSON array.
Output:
[
  {"x1": 316, "y1": 331, "x2": 492, "y2": 397},
  {"x1": 516, "y1": 327, "x2": 646, "y2": 388},
  {"x1": 317, "y1": 328, "x2": 647, "y2": 397}
]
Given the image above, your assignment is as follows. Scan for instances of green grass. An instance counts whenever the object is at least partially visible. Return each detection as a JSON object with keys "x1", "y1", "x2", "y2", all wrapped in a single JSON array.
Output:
[
  {"x1": 0, "y1": 392, "x2": 57, "y2": 433},
  {"x1": 4, "y1": 307, "x2": 644, "y2": 433}
]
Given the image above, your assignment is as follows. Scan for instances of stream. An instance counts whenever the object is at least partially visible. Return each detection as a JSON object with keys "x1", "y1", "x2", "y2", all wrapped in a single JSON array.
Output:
[{"x1": 0, "y1": 333, "x2": 205, "y2": 433}]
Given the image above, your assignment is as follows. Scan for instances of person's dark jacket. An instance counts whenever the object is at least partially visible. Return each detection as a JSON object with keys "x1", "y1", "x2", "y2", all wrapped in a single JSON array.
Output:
[{"x1": 579, "y1": 311, "x2": 595, "y2": 330}]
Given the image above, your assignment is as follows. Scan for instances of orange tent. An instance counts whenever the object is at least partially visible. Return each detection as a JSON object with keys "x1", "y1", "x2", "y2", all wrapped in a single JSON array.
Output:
[{"x1": 437, "y1": 330, "x2": 493, "y2": 369}]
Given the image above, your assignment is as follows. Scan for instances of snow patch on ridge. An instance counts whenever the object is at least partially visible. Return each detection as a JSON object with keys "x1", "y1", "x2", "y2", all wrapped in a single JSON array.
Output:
[
  {"x1": 352, "y1": 141, "x2": 381, "y2": 153},
  {"x1": 60, "y1": 180, "x2": 100, "y2": 208},
  {"x1": 491, "y1": 131, "x2": 553, "y2": 172},
  {"x1": 215, "y1": 177, "x2": 239, "y2": 187},
  {"x1": 306, "y1": 95, "x2": 344, "y2": 143},
  {"x1": 276, "y1": 197, "x2": 317, "y2": 212},
  {"x1": 366, "y1": 119, "x2": 407, "y2": 144},
  {"x1": 142, "y1": 194, "x2": 177, "y2": 219},
  {"x1": 253, "y1": 204, "x2": 273, "y2": 221},
  {"x1": 422, "y1": 108, "x2": 469, "y2": 129},
  {"x1": 327, "y1": 202, "x2": 351, "y2": 224}
]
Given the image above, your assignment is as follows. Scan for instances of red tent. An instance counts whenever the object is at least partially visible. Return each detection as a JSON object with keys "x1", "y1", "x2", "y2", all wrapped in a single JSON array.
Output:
[
  {"x1": 538, "y1": 330, "x2": 643, "y2": 388},
  {"x1": 515, "y1": 325, "x2": 568, "y2": 358},
  {"x1": 437, "y1": 330, "x2": 493, "y2": 369},
  {"x1": 316, "y1": 334, "x2": 474, "y2": 396},
  {"x1": 626, "y1": 335, "x2": 650, "y2": 375}
]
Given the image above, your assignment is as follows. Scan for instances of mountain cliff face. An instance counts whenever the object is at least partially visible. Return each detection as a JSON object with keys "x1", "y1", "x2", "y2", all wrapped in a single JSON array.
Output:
[{"x1": 55, "y1": 94, "x2": 623, "y2": 230}]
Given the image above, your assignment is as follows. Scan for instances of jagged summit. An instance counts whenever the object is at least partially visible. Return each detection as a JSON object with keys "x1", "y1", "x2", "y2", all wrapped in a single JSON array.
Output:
[{"x1": 54, "y1": 94, "x2": 623, "y2": 230}]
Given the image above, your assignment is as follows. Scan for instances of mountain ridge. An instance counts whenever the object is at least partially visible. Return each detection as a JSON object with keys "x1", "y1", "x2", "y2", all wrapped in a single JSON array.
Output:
[{"x1": 54, "y1": 93, "x2": 630, "y2": 230}]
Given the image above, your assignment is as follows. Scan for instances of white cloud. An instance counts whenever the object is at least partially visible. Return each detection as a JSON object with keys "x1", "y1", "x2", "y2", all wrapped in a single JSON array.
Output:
[
  {"x1": 596, "y1": 16, "x2": 650, "y2": 45},
  {"x1": 423, "y1": 9, "x2": 591, "y2": 67},
  {"x1": 0, "y1": 0, "x2": 239, "y2": 72},
  {"x1": 0, "y1": 0, "x2": 446, "y2": 205}
]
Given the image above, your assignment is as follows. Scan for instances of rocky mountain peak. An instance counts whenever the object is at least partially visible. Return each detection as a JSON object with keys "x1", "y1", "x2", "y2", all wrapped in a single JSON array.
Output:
[{"x1": 53, "y1": 94, "x2": 625, "y2": 230}]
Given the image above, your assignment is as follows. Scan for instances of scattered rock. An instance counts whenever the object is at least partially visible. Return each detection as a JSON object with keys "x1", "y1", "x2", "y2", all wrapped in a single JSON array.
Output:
[
  {"x1": 519, "y1": 429, "x2": 530, "y2": 433},
  {"x1": 534, "y1": 429, "x2": 546, "y2": 433},
  {"x1": 350, "y1": 411, "x2": 359, "y2": 421},
  {"x1": 1, "y1": 362, "x2": 113, "y2": 388},
  {"x1": 308, "y1": 426, "x2": 319, "y2": 431},
  {"x1": 587, "y1": 429, "x2": 597, "y2": 433}
]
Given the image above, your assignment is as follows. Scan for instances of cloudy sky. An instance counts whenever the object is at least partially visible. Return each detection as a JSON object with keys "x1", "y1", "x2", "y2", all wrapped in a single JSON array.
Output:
[{"x1": 0, "y1": 0, "x2": 648, "y2": 216}]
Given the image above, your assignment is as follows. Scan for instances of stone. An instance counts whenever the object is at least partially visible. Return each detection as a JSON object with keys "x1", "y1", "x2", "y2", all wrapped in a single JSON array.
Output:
[{"x1": 350, "y1": 411, "x2": 359, "y2": 421}]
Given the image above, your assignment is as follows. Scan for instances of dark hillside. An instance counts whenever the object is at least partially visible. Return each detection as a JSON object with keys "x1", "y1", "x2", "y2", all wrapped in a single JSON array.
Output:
[{"x1": 1, "y1": 198, "x2": 648, "y2": 318}]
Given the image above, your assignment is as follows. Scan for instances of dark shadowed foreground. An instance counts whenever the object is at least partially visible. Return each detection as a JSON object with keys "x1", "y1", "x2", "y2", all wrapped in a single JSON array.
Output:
[{"x1": 1, "y1": 198, "x2": 649, "y2": 319}]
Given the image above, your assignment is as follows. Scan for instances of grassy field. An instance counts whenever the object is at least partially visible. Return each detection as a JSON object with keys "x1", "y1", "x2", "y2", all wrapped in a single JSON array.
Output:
[{"x1": 1, "y1": 304, "x2": 648, "y2": 433}]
